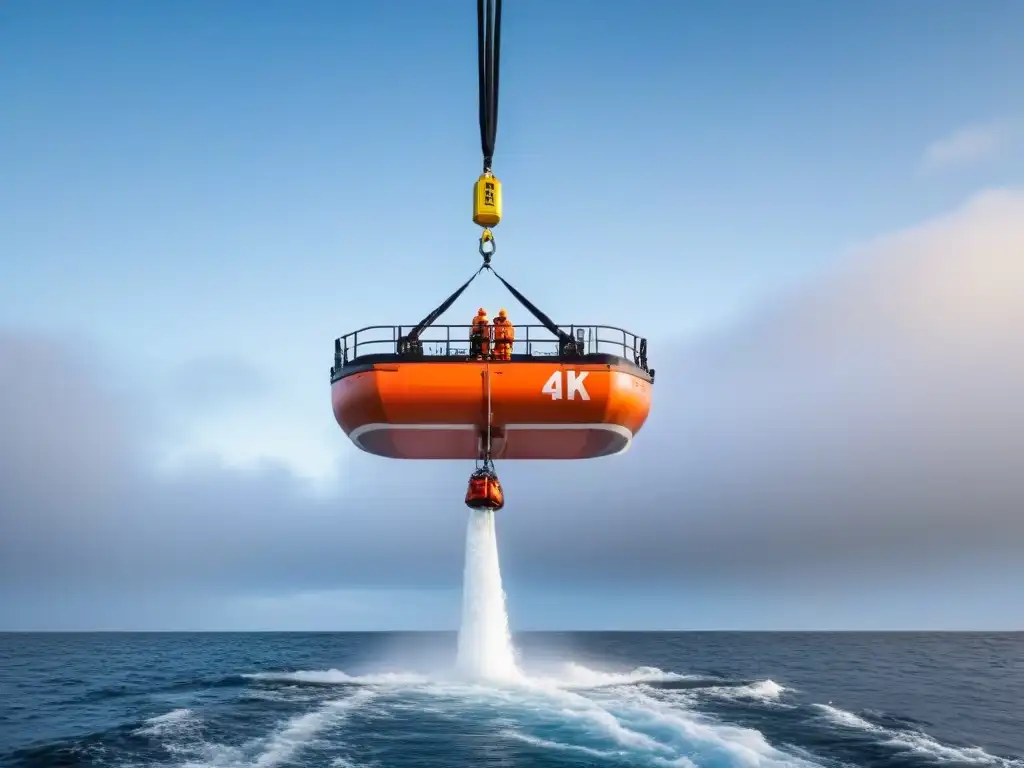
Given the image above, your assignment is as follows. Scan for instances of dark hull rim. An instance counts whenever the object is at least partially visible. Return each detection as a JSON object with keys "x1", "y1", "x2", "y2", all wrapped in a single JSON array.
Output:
[{"x1": 330, "y1": 352, "x2": 654, "y2": 384}]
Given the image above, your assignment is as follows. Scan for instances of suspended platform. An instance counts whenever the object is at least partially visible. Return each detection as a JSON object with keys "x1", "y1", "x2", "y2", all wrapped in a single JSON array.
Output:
[{"x1": 331, "y1": 324, "x2": 655, "y2": 460}]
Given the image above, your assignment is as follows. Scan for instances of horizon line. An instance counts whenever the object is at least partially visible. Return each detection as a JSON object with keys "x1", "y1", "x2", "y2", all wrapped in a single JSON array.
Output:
[{"x1": 2, "y1": 629, "x2": 1020, "y2": 634}]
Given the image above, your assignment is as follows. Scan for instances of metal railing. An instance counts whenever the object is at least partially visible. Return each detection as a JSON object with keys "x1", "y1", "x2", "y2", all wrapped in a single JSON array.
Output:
[{"x1": 331, "y1": 324, "x2": 652, "y2": 376}]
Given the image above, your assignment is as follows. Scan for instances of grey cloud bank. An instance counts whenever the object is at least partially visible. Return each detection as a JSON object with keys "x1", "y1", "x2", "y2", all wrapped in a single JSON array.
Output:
[
  {"x1": 501, "y1": 188, "x2": 1024, "y2": 581},
  {"x1": 2, "y1": 188, "x2": 1023, "y2": 621}
]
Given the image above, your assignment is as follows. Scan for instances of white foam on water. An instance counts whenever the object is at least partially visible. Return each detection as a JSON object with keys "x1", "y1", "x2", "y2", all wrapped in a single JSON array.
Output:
[
  {"x1": 135, "y1": 708, "x2": 199, "y2": 738},
  {"x1": 813, "y1": 703, "x2": 879, "y2": 731},
  {"x1": 814, "y1": 703, "x2": 1023, "y2": 767},
  {"x1": 257, "y1": 665, "x2": 820, "y2": 767},
  {"x1": 246, "y1": 669, "x2": 428, "y2": 686},
  {"x1": 235, "y1": 661, "x2": 1024, "y2": 767},
  {"x1": 240, "y1": 685, "x2": 323, "y2": 704},
  {"x1": 504, "y1": 730, "x2": 644, "y2": 763},
  {"x1": 456, "y1": 509, "x2": 522, "y2": 683},
  {"x1": 136, "y1": 708, "x2": 245, "y2": 768},
  {"x1": 884, "y1": 730, "x2": 1024, "y2": 767},
  {"x1": 529, "y1": 662, "x2": 694, "y2": 689},
  {"x1": 705, "y1": 679, "x2": 789, "y2": 703},
  {"x1": 533, "y1": 683, "x2": 816, "y2": 768},
  {"x1": 150, "y1": 689, "x2": 375, "y2": 768},
  {"x1": 252, "y1": 689, "x2": 375, "y2": 768},
  {"x1": 253, "y1": 663, "x2": 686, "y2": 691},
  {"x1": 164, "y1": 659, "x2": 1021, "y2": 768}
]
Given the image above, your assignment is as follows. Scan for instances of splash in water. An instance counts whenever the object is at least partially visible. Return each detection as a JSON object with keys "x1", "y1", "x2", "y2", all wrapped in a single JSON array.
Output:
[{"x1": 456, "y1": 509, "x2": 521, "y2": 682}]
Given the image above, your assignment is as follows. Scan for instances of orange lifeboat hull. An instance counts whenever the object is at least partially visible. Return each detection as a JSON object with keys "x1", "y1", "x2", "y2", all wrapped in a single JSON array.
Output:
[{"x1": 332, "y1": 360, "x2": 652, "y2": 460}]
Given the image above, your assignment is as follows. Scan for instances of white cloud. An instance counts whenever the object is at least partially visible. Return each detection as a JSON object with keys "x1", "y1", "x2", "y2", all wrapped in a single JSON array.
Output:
[
  {"x1": 157, "y1": 408, "x2": 346, "y2": 490},
  {"x1": 154, "y1": 358, "x2": 348, "y2": 489},
  {"x1": 921, "y1": 119, "x2": 1013, "y2": 172},
  {"x1": 4, "y1": 186, "x2": 1024, "y2": 630}
]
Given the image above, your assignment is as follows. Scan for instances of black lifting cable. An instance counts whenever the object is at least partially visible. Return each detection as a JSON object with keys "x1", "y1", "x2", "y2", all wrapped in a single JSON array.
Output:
[
  {"x1": 473, "y1": 0, "x2": 577, "y2": 352},
  {"x1": 478, "y1": 0, "x2": 501, "y2": 173},
  {"x1": 401, "y1": 0, "x2": 580, "y2": 356},
  {"x1": 404, "y1": 266, "x2": 487, "y2": 346},
  {"x1": 403, "y1": 265, "x2": 578, "y2": 354},
  {"x1": 488, "y1": 268, "x2": 576, "y2": 349}
]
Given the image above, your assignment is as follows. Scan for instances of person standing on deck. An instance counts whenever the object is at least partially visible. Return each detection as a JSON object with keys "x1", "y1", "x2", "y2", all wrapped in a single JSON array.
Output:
[
  {"x1": 470, "y1": 308, "x2": 490, "y2": 359},
  {"x1": 492, "y1": 309, "x2": 514, "y2": 361}
]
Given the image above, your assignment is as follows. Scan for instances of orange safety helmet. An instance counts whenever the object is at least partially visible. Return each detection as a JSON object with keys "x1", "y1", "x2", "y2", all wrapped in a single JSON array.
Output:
[
  {"x1": 498, "y1": 309, "x2": 508, "y2": 318},
  {"x1": 477, "y1": 308, "x2": 487, "y2": 316}
]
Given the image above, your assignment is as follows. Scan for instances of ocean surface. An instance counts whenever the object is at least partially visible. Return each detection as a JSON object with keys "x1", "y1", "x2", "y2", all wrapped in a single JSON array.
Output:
[{"x1": 0, "y1": 632, "x2": 1021, "y2": 768}]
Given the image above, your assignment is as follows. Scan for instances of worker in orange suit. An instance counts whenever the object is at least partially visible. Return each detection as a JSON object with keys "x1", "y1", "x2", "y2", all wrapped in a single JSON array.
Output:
[
  {"x1": 492, "y1": 308, "x2": 515, "y2": 361},
  {"x1": 470, "y1": 308, "x2": 490, "y2": 360}
]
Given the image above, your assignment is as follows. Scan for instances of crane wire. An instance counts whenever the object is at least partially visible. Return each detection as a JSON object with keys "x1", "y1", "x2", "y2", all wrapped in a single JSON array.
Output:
[{"x1": 477, "y1": 0, "x2": 502, "y2": 173}]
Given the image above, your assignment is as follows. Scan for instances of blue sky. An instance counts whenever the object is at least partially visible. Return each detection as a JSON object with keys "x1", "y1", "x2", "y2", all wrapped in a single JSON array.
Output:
[{"x1": 2, "y1": 0, "x2": 1023, "y2": 630}]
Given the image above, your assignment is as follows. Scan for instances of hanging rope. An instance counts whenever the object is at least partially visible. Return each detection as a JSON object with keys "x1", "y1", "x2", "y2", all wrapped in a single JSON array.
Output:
[
  {"x1": 477, "y1": 0, "x2": 501, "y2": 173},
  {"x1": 473, "y1": 0, "x2": 503, "y2": 258},
  {"x1": 485, "y1": 360, "x2": 493, "y2": 461},
  {"x1": 404, "y1": 0, "x2": 578, "y2": 357}
]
